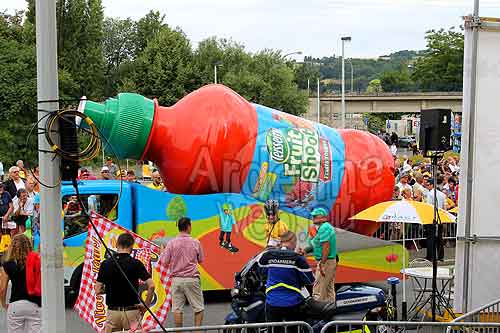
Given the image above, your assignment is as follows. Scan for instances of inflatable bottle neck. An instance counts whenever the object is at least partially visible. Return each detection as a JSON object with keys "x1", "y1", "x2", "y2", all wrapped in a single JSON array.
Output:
[{"x1": 81, "y1": 93, "x2": 155, "y2": 159}]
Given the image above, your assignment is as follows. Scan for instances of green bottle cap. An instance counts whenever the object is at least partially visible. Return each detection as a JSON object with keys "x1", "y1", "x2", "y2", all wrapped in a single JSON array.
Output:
[{"x1": 82, "y1": 93, "x2": 155, "y2": 160}]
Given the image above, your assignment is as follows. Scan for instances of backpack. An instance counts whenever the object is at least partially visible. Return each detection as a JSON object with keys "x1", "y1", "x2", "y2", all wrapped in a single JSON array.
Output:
[{"x1": 26, "y1": 251, "x2": 42, "y2": 297}]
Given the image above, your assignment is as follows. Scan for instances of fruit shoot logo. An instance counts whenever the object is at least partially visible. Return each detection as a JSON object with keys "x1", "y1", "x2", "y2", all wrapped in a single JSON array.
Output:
[{"x1": 266, "y1": 127, "x2": 332, "y2": 183}]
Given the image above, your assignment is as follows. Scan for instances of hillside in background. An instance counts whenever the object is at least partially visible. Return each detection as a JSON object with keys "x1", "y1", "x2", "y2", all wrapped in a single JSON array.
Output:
[{"x1": 301, "y1": 50, "x2": 424, "y2": 93}]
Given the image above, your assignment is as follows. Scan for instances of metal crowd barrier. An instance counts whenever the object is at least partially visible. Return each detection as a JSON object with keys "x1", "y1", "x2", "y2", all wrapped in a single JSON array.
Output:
[
  {"x1": 320, "y1": 320, "x2": 500, "y2": 333},
  {"x1": 374, "y1": 222, "x2": 457, "y2": 243},
  {"x1": 150, "y1": 321, "x2": 314, "y2": 333},
  {"x1": 452, "y1": 298, "x2": 500, "y2": 323}
]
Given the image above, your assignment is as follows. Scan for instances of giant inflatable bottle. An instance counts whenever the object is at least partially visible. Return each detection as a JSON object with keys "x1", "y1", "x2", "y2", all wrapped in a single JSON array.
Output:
[{"x1": 80, "y1": 84, "x2": 394, "y2": 235}]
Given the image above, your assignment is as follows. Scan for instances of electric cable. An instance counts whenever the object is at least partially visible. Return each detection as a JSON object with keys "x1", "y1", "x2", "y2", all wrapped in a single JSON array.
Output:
[
  {"x1": 30, "y1": 100, "x2": 166, "y2": 331},
  {"x1": 72, "y1": 177, "x2": 167, "y2": 332}
]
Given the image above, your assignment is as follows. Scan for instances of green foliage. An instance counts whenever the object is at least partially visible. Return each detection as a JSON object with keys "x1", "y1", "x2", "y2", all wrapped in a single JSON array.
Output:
[
  {"x1": 120, "y1": 26, "x2": 197, "y2": 106},
  {"x1": 0, "y1": 11, "x2": 37, "y2": 166},
  {"x1": 192, "y1": 39, "x2": 308, "y2": 115},
  {"x1": 166, "y1": 196, "x2": 187, "y2": 221},
  {"x1": 58, "y1": 0, "x2": 105, "y2": 98},
  {"x1": 380, "y1": 70, "x2": 414, "y2": 92},
  {"x1": 366, "y1": 79, "x2": 383, "y2": 93},
  {"x1": 411, "y1": 28, "x2": 464, "y2": 91},
  {"x1": 300, "y1": 50, "x2": 422, "y2": 93},
  {"x1": 363, "y1": 112, "x2": 403, "y2": 133}
]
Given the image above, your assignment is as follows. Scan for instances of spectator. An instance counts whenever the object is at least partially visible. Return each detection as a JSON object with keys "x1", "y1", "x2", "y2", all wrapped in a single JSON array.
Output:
[
  {"x1": 25, "y1": 177, "x2": 38, "y2": 200},
  {"x1": 105, "y1": 157, "x2": 118, "y2": 176},
  {"x1": 390, "y1": 142, "x2": 397, "y2": 157},
  {"x1": 397, "y1": 172, "x2": 413, "y2": 197},
  {"x1": 393, "y1": 185, "x2": 401, "y2": 200},
  {"x1": 301, "y1": 207, "x2": 337, "y2": 302},
  {"x1": 412, "y1": 172, "x2": 428, "y2": 201},
  {"x1": 32, "y1": 194, "x2": 40, "y2": 252},
  {"x1": 4, "y1": 167, "x2": 25, "y2": 199},
  {"x1": 12, "y1": 188, "x2": 33, "y2": 235},
  {"x1": 390, "y1": 132, "x2": 399, "y2": 146},
  {"x1": 401, "y1": 188, "x2": 412, "y2": 200},
  {"x1": 0, "y1": 161, "x2": 4, "y2": 182},
  {"x1": 0, "y1": 183, "x2": 13, "y2": 229},
  {"x1": 32, "y1": 166, "x2": 40, "y2": 193},
  {"x1": 413, "y1": 188, "x2": 424, "y2": 202},
  {"x1": 99, "y1": 166, "x2": 113, "y2": 180},
  {"x1": 258, "y1": 231, "x2": 314, "y2": 326},
  {"x1": 160, "y1": 217, "x2": 205, "y2": 328},
  {"x1": 16, "y1": 160, "x2": 27, "y2": 180},
  {"x1": 147, "y1": 171, "x2": 164, "y2": 191},
  {"x1": 0, "y1": 234, "x2": 42, "y2": 333},
  {"x1": 126, "y1": 170, "x2": 140, "y2": 183},
  {"x1": 63, "y1": 195, "x2": 82, "y2": 218},
  {"x1": 96, "y1": 233, "x2": 155, "y2": 333}
]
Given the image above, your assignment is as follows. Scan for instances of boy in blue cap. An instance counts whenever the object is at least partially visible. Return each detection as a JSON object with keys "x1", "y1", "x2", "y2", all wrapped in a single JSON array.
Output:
[{"x1": 300, "y1": 207, "x2": 337, "y2": 302}]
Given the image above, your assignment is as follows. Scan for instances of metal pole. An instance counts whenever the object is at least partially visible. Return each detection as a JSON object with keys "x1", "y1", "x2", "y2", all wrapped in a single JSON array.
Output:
[
  {"x1": 462, "y1": 0, "x2": 480, "y2": 313},
  {"x1": 317, "y1": 79, "x2": 320, "y2": 123},
  {"x1": 35, "y1": 0, "x2": 65, "y2": 332},
  {"x1": 350, "y1": 60, "x2": 354, "y2": 93},
  {"x1": 341, "y1": 40, "x2": 346, "y2": 129},
  {"x1": 307, "y1": 79, "x2": 310, "y2": 96},
  {"x1": 431, "y1": 154, "x2": 439, "y2": 322},
  {"x1": 214, "y1": 64, "x2": 217, "y2": 84}
]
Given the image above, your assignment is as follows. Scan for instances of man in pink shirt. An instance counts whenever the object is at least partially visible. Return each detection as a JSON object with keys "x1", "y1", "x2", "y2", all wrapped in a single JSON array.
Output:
[{"x1": 160, "y1": 217, "x2": 205, "y2": 328}]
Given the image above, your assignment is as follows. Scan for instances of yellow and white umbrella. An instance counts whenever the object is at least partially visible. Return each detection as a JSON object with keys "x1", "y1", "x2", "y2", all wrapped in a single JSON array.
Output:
[
  {"x1": 350, "y1": 200, "x2": 456, "y2": 317},
  {"x1": 351, "y1": 200, "x2": 456, "y2": 225}
]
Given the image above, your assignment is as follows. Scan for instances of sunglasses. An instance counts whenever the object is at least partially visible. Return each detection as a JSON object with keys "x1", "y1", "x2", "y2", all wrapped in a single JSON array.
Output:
[{"x1": 101, "y1": 171, "x2": 109, "y2": 173}]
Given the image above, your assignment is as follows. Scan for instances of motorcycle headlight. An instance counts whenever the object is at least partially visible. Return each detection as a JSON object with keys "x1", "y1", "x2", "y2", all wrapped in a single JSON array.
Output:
[
  {"x1": 369, "y1": 306, "x2": 383, "y2": 314},
  {"x1": 230, "y1": 288, "x2": 240, "y2": 298}
]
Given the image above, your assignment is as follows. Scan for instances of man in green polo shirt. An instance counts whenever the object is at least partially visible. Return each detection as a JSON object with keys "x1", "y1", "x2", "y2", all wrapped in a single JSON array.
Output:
[{"x1": 301, "y1": 207, "x2": 337, "y2": 302}]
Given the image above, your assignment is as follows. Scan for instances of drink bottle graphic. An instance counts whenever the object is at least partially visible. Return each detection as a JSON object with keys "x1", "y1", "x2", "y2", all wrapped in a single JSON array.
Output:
[{"x1": 80, "y1": 84, "x2": 394, "y2": 234}]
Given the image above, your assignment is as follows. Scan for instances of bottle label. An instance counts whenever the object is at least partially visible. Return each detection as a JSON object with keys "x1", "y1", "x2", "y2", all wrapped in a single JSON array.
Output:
[{"x1": 243, "y1": 104, "x2": 345, "y2": 217}]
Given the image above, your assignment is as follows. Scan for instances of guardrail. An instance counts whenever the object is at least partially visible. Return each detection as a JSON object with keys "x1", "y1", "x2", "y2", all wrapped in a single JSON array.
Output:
[
  {"x1": 320, "y1": 320, "x2": 500, "y2": 333},
  {"x1": 374, "y1": 222, "x2": 457, "y2": 244},
  {"x1": 452, "y1": 298, "x2": 500, "y2": 323},
  {"x1": 150, "y1": 321, "x2": 314, "y2": 333}
]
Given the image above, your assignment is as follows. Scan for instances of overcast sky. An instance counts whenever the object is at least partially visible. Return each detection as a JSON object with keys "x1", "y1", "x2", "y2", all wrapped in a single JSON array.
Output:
[{"x1": 4, "y1": 0, "x2": 500, "y2": 58}]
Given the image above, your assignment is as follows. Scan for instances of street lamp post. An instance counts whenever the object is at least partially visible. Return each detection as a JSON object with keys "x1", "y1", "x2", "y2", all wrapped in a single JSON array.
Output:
[
  {"x1": 214, "y1": 61, "x2": 223, "y2": 84},
  {"x1": 349, "y1": 59, "x2": 354, "y2": 93},
  {"x1": 341, "y1": 36, "x2": 351, "y2": 129}
]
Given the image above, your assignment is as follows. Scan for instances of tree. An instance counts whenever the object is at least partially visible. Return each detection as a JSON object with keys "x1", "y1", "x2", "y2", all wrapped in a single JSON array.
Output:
[
  {"x1": 0, "y1": 11, "x2": 38, "y2": 166},
  {"x1": 120, "y1": 25, "x2": 197, "y2": 106},
  {"x1": 380, "y1": 70, "x2": 414, "y2": 92},
  {"x1": 294, "y1": 62, "x2": 320, "y2": 92},
  {"x1": 193, "y1": 39, "x2": 309, "y2": 115},
  {"x1": 366, "y1": 79, "x2": 383, "y2": 93},
  {"x1": 102, "y1": 17, "x2": 136, "y2": 95},
  {"x1": 134, "y1": 10, "x2": 166, "y2": 56},
  {"x1": 411, "y1": 28, "x2": 464, "y2": 91},
  {"x1": 57, "y1": 0, "x2": 105, "y2": 98}
]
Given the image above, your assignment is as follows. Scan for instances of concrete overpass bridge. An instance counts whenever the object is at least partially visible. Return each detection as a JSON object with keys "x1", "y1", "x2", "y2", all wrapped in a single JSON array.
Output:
[{"x1": 305, "y1": 92, "x2": 463, "y2": 128}]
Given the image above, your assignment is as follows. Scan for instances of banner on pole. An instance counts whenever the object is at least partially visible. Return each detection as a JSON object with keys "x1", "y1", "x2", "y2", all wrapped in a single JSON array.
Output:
[{"x1": 74, "y1": 212, "x2": 172, "y2": 332}]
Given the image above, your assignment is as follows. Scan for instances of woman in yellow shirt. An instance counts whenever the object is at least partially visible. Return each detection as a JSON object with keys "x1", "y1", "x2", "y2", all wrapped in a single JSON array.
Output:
[{"x1": 263, "y1": 200, "x2": 288, "y2": 247}]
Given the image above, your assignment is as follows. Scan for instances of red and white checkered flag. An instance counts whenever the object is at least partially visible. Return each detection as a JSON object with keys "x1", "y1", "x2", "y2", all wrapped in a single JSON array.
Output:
[{"x1": 74, "y1": 212, "x2": 172, "y2": 332}]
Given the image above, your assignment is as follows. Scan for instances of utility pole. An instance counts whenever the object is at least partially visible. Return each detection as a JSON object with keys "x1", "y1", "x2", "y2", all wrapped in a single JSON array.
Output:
[
  {"x1": 317, "y1": 79, "x2": 320, "y2": 123},
  {"x1": 35, "y1": 0, "x2": 65, "y2": 332},
  {"x1": 341, "y1": 36, "x2": 351, "y2": 129}
]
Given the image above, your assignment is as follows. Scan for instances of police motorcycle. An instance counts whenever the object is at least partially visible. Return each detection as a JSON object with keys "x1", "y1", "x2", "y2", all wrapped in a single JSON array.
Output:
[{"x1": 224, "y1": 250, "x2": 394, "y2": 333}]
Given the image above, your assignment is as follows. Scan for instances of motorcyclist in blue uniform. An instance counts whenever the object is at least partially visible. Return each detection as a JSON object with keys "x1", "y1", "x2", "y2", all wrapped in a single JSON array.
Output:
[{"x1": 258, "y1": 231, "x2": 314, "y2": 326}]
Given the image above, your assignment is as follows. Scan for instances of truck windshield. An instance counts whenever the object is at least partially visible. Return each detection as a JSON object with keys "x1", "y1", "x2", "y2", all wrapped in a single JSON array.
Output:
[{"x1": 63, "y1": 194, "x2": 119, "y2": 238}]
